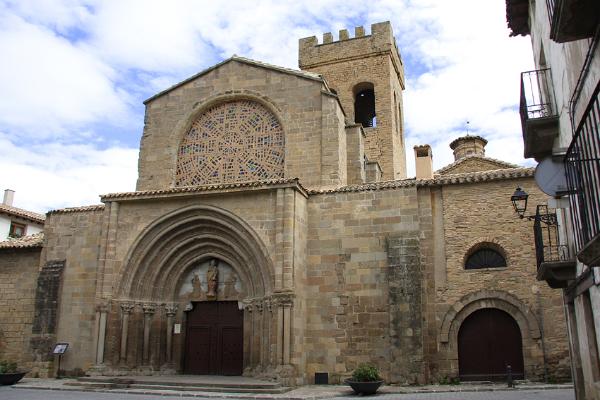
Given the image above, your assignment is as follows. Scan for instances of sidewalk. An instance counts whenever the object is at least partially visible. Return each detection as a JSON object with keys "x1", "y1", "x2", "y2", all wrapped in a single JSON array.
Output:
[{"x1": 12, "y1": 378, "x2": 574, "y2": 399}]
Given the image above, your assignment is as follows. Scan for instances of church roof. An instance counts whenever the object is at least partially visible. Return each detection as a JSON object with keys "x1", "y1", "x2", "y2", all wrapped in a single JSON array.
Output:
[
  {"x1": 0, "y1": 203, "x2": 45, "y2": 224},
  {"x1": 101, "y1": 178, "x2": 308, "y2": 201},
  {"x1": 0, "y1": 232, "x2": 44, "y2": 249},
  {"x1": 144, "y1": 55, "x2": 324, "y2": 104},
  {"x1": 436, "y1": 154, "x2": 520, "y2": 175},
  {"x1": 47, "y1": 204, "x2": 105, "y2": 215},
  {"x1": 310, "y1": 167, "x2": 535, "y2": 194}
]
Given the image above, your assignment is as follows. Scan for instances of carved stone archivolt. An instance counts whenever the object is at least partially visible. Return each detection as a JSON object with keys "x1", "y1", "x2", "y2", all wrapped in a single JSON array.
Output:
[{"x1": 176, "y1": 100, "x2": 285, "y2": 186}]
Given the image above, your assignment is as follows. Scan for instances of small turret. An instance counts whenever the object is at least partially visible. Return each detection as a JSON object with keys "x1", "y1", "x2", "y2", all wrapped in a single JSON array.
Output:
[{"x1": 449, "y1": 135, "x2": 488, "y2": 161}]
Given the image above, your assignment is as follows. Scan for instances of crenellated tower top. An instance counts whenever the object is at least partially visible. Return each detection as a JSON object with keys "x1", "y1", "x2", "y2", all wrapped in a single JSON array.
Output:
[{"x1": 298, "y1": 21, "x2": 407, "y2": 180}]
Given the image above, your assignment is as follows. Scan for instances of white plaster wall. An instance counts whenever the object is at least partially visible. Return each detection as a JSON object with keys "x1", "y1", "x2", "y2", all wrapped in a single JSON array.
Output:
[
  {"x1": 0, "y1": 215, "x2": 10, "y2": 239},
  {"x1": 529, "y1": 0, "x2": 598, "y2": 151},
  {"x1": 26, "y1": 224, "x2": 43, "y2": 236}
]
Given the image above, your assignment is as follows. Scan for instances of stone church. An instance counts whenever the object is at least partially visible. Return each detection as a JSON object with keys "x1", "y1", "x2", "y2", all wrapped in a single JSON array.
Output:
[{"x1": 0, "y1": 22, "x2": 571, "y2": 385}]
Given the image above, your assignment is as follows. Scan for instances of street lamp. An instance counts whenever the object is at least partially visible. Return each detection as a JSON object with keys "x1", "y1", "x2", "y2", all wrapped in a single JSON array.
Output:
[{"x1": 511, "y1": 187, "x2": 529, "y2": 218}]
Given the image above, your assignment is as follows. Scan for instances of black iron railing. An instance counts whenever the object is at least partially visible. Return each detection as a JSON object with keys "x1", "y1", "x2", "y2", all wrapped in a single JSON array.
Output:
[
  {"x1": 520, "y1": 69, "x2": 557, "y2": 123},
  {"x1": 533, "y1": 205, "x2": 570, "y2": 270},
  {"x1": 565, "y1": 81, "x2": 600, "y2": 251}
]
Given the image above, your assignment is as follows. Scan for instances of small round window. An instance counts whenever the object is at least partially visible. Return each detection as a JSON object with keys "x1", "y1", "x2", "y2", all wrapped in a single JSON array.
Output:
[{"x1": 465, "y1": 248, "x2": 506, "y2": 270}]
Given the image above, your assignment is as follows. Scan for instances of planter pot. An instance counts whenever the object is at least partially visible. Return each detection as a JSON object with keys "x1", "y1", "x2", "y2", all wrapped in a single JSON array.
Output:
[
  {"x1": 345, "y1": 380, "x2": 384, "y2": 395},
  {"x1": 0, "y1": 372, "x2": 27, "y2": 385}
]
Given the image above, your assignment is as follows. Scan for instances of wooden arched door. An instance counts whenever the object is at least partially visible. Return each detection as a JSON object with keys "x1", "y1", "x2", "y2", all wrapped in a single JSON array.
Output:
[
  {"x1": 184, "y1": 301, "x2": 243, "y2": 375},
  {"x1": 458, "y1": 308, "x2": 524, "y2": 381}
]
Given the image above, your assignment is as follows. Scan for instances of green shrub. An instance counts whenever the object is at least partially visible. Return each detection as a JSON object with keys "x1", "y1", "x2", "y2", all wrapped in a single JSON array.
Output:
[
  {"x1": 0, "y1": 361, "x2": 18, "y2": 374},
  {"x1": 351, "y1": 364, "x2": 381, "y2": 382}
]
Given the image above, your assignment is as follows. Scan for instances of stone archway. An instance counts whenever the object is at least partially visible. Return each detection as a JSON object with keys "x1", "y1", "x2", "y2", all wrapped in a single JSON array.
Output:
[
  {"x1": 99, "y1": 204, "x2": 293, "y2": 378},
  {"x1": 439, "y1": 290, "x2": 543, "y2": 380}
]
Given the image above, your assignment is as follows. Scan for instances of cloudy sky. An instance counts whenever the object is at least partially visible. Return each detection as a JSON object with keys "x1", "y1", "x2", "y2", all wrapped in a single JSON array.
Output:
[{"x1": 0, "y1": 0, "x2": 534, "y2": 213}]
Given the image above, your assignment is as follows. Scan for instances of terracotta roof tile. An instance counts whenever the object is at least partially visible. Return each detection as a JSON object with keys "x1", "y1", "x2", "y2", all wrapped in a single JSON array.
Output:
[
  {"x1": 0, "y1": 203, "x2": 45, "y2": 224},
  {"x1": 47, "y1": 204, "x2": 105, "y2": 215},
  {"x1": 0, "y1": 232, "x2": 44, "y2": 249},
  {"x1": 436, "y1": 155, "x2": 520, "y2": 175},
  {"x1": 309, "y1": 167, "x2": 535, "y2": 194},
  {"x1": 101, "y1": 179, "x2": 306, "y2": 201}
]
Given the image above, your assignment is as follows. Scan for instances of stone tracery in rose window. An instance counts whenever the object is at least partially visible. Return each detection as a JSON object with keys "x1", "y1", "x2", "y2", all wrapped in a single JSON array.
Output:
[{"x1": 176, "y1": 100, "x2": 284, "y2": 186}]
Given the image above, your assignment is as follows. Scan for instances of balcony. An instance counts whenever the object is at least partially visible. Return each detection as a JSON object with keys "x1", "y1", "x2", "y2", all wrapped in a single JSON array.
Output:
[
  {"x1": 565, "y1": 81, "x2": 600, "y2": 266},
  {"x1": 520, "y1": 69, "x2": 559, "y2": 160},
  {"x1": 547, "y1": 0, "x2": 599, "y2": 43},
  {"x1": 533, "y1": 205, "x2": 576, "y2": 288}
]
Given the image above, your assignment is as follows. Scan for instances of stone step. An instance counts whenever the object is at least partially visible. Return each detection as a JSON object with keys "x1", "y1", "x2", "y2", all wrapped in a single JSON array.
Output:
[
  {"x1": 70, "y1": 376, "x2": 290, "y2": 394},
  {"x1": 67, "y1": 381, "x2": 290, "y2": 394}
]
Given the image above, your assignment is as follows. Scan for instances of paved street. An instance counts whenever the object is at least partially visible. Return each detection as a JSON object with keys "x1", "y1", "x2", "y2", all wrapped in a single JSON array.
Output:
[{"x1": 0, "y1": 387, "x2": 575, "y2": 400}]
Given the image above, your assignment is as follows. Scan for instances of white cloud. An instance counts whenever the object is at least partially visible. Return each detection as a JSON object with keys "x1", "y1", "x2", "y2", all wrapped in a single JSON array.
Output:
[
  {"x1": 0, "y1": 0, "x2": 537, "y2": 210},
  {"x1": 0, "y1": 133, "x2": 137, "y2": 213},
  {"x1": 0, "y1": 11, "x2": 131, "y2": 138}
]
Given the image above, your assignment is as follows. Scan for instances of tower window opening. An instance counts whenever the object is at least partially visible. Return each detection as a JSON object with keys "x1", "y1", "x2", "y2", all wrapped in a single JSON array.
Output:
[{"x1": 354, "y1": 83, "x2": 376, "y2": 128}]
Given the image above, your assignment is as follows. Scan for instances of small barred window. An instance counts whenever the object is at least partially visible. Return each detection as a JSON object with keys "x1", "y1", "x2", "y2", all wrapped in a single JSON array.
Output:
[
  {"x1": 465, "y1": 248, "x2": 506, "y2": 270},
  {"x1": 176, "y1": 100, "x2": 284, "y2": 186}
]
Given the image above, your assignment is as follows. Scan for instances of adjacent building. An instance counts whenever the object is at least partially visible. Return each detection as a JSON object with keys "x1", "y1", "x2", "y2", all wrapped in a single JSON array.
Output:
[
  {"x1": 506, "y1": 0, "x2": 599, "y2": 398},
  {"x1": 0, "y1": 189, "x2": 44, "y2": 240},
  {"x1": 0, "y1": 22, "x2": 571, "y2": 385}
]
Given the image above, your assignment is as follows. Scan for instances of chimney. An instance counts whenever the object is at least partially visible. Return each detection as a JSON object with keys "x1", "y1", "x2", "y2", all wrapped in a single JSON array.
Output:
[
  {"x1": 3, "y1": 189, "x2": 14, "y2": 206},
  {"x1": 414, "y1": 145, "x2": 433, "y2": 179}
]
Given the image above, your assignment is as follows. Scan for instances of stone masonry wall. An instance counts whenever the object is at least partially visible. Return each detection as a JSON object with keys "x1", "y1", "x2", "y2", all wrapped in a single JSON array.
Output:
[
  {"x1": 387, "y1": 235, "x2": 424, "y2": 384},
  {"x1": 435, "y1": 177, "x2": 571, "y2": 381},
  {"x1": 30, "y1": 260, "x2": 64, "y2": 377},
  {"x1": 439, "y1": 158, "x2": 515, "y2": 175},
  {"x1": 42, "y1": 208, "x2": 104, "y2": 375},
  {"x1": 138, "y1": 61, "x2": 347, "y2": 192},
  {"x1": 0, "y1": 248, "x2": 40, "y2": 373},
  {"x1": 299, "y1": 22, "x2": 406, "y2": 180},
  {"x1": 305, "y1": 187, "x2": 420, "y2": 383}
]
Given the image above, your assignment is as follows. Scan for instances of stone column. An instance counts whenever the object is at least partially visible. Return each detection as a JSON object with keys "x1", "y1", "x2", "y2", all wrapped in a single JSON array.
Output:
[
  {"x1": 142, "y1": 303, "x2": 156, "y2": 365},
  {"x1": 243, "y1": 302, "x2": 253, "y2": 372},
  {"x1": 165, "y1": 304, "x2": 178, "y2": 364},
  {"x1": 282, "y1": 302, "x2": 292, "y2": 365},
  {"x1": 119, "y1": 302, "x2": 135, "y2": 363},
  {"x1": 95, "y1": 303, "x2": 110, "y2": 365},
  {"x1": 256, "y1": 301, "x2": 264, "y2": 368},
  {"x1": 273, "y1": 292, "x2": 294, "y2": 366}
]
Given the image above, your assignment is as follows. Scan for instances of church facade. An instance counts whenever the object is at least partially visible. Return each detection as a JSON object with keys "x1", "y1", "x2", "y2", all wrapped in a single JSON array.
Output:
[{"x1": 0, "y1": 22, "x2": 571, "y2": 385}]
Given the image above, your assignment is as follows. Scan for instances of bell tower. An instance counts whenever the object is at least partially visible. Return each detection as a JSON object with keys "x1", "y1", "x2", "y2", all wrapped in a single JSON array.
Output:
[{"x1": 299, "y1": 21, "x2": 406, "y2": 180}]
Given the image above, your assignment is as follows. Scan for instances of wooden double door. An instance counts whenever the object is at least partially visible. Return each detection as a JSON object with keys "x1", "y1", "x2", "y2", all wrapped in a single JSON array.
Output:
[
  {"x1": 184, "y1": 301, "x2": 243, "y2": 375},
  {"x1": 458, "y1": 308, "x2": 525, "y2": 381}
]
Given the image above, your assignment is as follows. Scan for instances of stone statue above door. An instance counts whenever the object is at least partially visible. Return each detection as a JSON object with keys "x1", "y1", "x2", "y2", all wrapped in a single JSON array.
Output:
[{"x1": 178, "y1": 258, "x2": 244, "y2": 301}]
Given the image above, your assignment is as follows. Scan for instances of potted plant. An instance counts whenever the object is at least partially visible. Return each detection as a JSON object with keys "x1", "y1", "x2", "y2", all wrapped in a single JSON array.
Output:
[
  {"x1": 0, "y1": 360, "x2": 27, "y2": 385},
  {"x1": 345, "y1": 364, "x2": 384, "y2": 395}
]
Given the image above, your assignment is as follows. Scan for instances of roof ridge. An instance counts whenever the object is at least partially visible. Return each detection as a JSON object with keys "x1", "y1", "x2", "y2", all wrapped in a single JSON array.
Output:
[
  {"x1": 47, "y1": 204, "x2": 105, "y2": 215},
  {"x1": 0, "y1": 231, "x2": 44, "y2": 249},
  {"x1": 100, "y1": 178, "x2": 306, "y2": 201},
  {"x1": 436, "y1": 154, "x2": 520, "y2": 175},
  {"x1": 308, "y1": 167, "x2": 534, "y2": 194},
  {"x1": 0, "y1": 203, "x2": 45, "y2": 223},
  {"x1": 144, "y1": 56, "x2": 324, "y2": 104}
]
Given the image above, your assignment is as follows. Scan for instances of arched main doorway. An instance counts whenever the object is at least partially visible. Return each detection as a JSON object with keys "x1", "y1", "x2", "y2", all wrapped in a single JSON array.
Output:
[
  {"x1": 458, "y1": 308, "x2": 524, "y2": 381},
  {"x1": 184, "y1": 301, "x2": 243, "y2": 375}
]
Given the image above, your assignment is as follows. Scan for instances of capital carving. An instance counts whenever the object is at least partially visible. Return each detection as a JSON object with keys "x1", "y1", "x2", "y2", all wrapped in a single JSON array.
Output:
[
  {"x1": 165, "y1": 304, "x2": 178, "y2": 316},
  {"x1": 96, "y1": 302, "x2": 110, "y2": 313},
  {"x1": 142, "y1": 303, "x2": 157, "y2": 315},
  {"x1": 120, "y1": 302, "x2": 135, "y2": 314},
  {"x1": 272, "y1": 292, "x2": 294, "y2": 308}
]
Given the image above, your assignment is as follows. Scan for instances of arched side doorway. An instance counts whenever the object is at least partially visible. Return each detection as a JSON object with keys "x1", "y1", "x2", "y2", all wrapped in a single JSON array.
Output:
[{"x1": 458, "y1": 308, "x2": 524, "y2": 381}]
